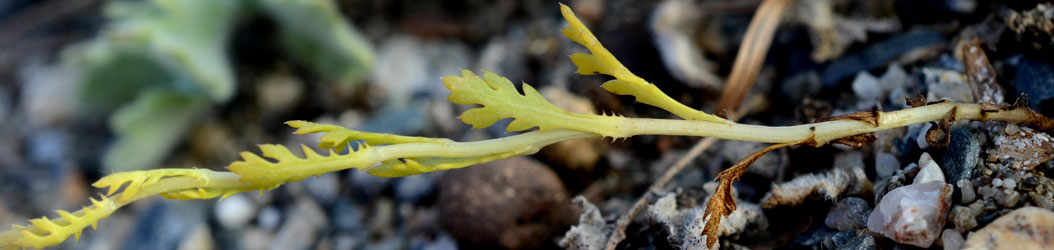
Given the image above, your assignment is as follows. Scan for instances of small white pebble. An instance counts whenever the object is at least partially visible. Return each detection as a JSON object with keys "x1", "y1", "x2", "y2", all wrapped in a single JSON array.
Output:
[
  {"x1": 993, "y1": 178, "x2": 1003, "y2": 188},
  {"x1": 1005, "y1": 124, "x2": 1020, "y2": 134},
  {"x1": 1004, "y1": 178, "x2": 1016, "y2": 189}
]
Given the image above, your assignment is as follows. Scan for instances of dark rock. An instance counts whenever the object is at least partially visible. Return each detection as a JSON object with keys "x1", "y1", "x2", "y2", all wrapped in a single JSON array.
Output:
[
  {"x1": 789, "y1": 226, "x2": 838, "y2": 249},
  {"x1": 437, "y1": 157, "x2": 574, "y2": 249},
  {"x1": 795, "y1": 229, "x2": 876, "y2": 250},
  {"x1": 825, "y1": 197, "x2": 872, "y2": 231},
  {"x1": 822, "y1": 31, "x2": 944, "y2": 87},
  {"x1": 943, "y1": 126, "x2": 982, "y2": 184},
  {"x1": 1014, "y1": 58, "x2": 1054, "y2": 117},
  {"x1": 831, "y1": 231, "x2": 877, "y2": 250}
]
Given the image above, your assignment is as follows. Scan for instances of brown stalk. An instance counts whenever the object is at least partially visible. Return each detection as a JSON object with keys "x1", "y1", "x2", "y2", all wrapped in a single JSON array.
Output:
[{"x1": 714, "y1": 0, "x2": 792, "y2": 113}]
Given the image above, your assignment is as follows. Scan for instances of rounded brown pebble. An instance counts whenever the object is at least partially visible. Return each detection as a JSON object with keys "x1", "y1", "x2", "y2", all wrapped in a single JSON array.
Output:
[
  {"x1": 437, "y1": 157, "x2": 575, "y2": 249},
  {"x1": 962, "y1": 207, "x2": 1054, "y2": 250}
]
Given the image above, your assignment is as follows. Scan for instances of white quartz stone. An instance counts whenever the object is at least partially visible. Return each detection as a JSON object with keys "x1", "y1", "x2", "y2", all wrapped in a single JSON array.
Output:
[
  {"x1": 867, "y1": 181, "x2": 953, "y2": 248},
  {"x1": 914, "y1": 159, "x2": 945, "y2": 184}
]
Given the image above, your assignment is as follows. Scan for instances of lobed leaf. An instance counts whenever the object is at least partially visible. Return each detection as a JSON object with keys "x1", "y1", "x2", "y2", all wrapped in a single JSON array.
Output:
[
  {"x1": 287, "y1": 120, "x2": 449, "y2": 152},
  {"x1": 160, "y1": 186, "x2": 256, "y2": 200},
  {"x1": 228, "y1": 144, "x2": 373, "y2": 186},
  {"x1": 559, "y1": 4, "x2": 726, "y2": 123},
  {"x1": 444, "y1": 70, "x2": 628, "y2": 138},
  {"x1": 12, "y1": 196, "x2": 118, "y2": 249},
  {"x1": 368, "y1": 146, "x2": 540, "y2": 177},
  {"x1": 92, "y1": 168, "x2": 212, "y2": 202}
]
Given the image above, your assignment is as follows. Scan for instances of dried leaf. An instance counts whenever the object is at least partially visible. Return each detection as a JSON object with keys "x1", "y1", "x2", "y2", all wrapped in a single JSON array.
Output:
[{"x1": 702, "y1": 142, "x2": 800, "y2": 247}]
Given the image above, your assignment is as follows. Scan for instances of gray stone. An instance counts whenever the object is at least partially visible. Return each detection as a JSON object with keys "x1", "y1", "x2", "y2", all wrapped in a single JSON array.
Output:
[
  {"x1": 27, "y1": 129, "x2": 69, "y2": 167},
  {"x1": 958, "y1": 179, "x2": 976, "y2": 204},
  {"x1": 395, "y1": 174, "x2": 434, "y2": 203},
  {"x1": 825, "y1": 197, "x2": 873, "y2": 231},
  {"x1": 943, "y1": 127, "x2": 981, "y2": 183},
  {"x1": 178, "y1": 223, "x2": 214, "y2": 250},
  {"x1": 304, "y1": 172, "x2": 340, "y2": 204},
  {"x1": 270, "y1": 199, "x2": 327, "y2": 250},
  {"x1": 831, "y1": 231, "x2": 877, "y2": 250},
  {"x1": 123, "y1": 201, "x2": 199, "y2": 250},
  {"x1": 875, "y1": 152, "x2": 900, "y2": 180},
  {"x1": 350, "y1": 170, "x2": 391, "y2": 199},
  {"x1": 332, "y1": 199, "x2": 364, "y2": 232},
  {"x1": 257, "y1": 206, "x2": 281, "y2": 230},
  {"x1": 852, "y1": 72, "x2": 883, "y2": 102},
  {"x1": 941, "y1": 229, "x2": 964, "y2": 250},
  {"x1": 821, "y1": 31, "x2": 944, "y2": 86}
]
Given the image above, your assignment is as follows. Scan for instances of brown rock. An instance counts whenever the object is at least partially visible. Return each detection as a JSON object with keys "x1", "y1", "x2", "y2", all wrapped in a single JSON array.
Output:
[
  {"x1": 986, "y1": 124, "x2": 1054, "y2": 171},
  {"x1": 438, "y1": 157, "x2": 575, "y2": 249},
  {"x1": 963, "y1": 207, "x2": 1054, "y2": 250}
]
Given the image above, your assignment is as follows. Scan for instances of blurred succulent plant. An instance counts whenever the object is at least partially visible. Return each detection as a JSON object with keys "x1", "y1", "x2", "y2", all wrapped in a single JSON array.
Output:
[{"x1": 69, "y1": 0, "x2": 373, "y2": 171}]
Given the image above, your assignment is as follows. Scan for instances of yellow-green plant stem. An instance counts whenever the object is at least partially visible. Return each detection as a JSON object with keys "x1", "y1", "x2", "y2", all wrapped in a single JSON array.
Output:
[
  {"x1": 0, "y1": 171, "x2": 253, "y2": 249},
  {"x1": 544, "y1": 102, "x2": 1040, "y2": 146},
  {"x1": 0, "y1": 100, "x2": 1045, "y2": 249}
]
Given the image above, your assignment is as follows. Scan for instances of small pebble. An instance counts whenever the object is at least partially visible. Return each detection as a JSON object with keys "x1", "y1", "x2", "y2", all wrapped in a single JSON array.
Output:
[
  {"x1": 978, "y1": 186, "x2": 999, "y2": 200},
  {"x1": 1003, "y1": 178, "x2": 1016, "y2": 189},
  {"x1": 438, "y1": 157, "x2": 574, "y2": 249},
  {"x1": 875, "y1": 152, "x2": 899, "y2": 180},
  {"x1": 1005, "y1": 123, "x2": 1020, "y2": 135},
  {"x1": 941, "y1": 229, "x2": 964, "y2": 250},
  {"x1": 257, "y1": 206, "x2": 281, "y2": 230},
  {"x1": 958, "y1": 179, "x2": 976, "y2": 204},
  {"x1": 992, "y1": 178, "x2": 1003, "y2": 188},
  {"x1": 951, "y1": 206, "x2": 977, "y2": 231},
  {"x1": 994, "y1": 190, "x2": 1020, "y2": 207},
  {"x1": 215, "y1": 194, "x2": 256, "y2": 229},
  {"x1": 915, "y1": 159, "x2": 945, "y2": 184}
]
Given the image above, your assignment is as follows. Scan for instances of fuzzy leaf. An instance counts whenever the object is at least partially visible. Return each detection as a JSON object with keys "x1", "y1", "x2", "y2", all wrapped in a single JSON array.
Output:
[
  {"x1": 444, "y1": 70, "x2": 627, "y2": 138},
  {"x1": 102, "y1": 89, "x2": 210, "y2": 172},
  {"x1": 259, "y1": 0, "x2": 374, "y2": 84},
  {"x1": 559, "y1": 4, "x2": 726, "y2": 123}
]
